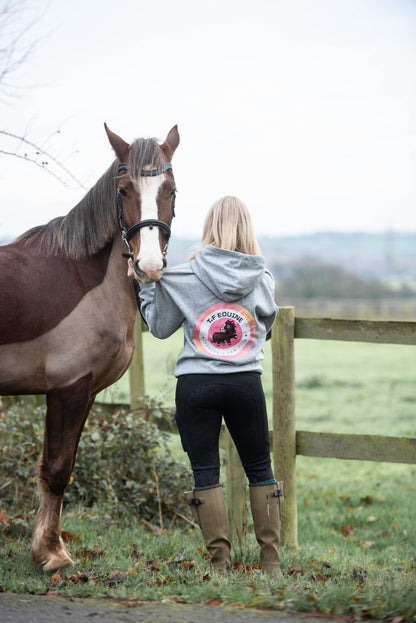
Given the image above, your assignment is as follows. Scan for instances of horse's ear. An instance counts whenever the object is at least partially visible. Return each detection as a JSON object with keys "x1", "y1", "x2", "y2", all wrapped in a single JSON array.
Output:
[
  {"x1": 160, "y1": 125, "x2": 180, "y2": 160},
  {"x1": 104, "y1": 123, "x2": 130, "y2": 162}
]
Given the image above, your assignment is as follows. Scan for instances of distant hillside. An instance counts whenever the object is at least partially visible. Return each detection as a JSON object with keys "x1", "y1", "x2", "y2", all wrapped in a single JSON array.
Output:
[{"x1": 169, "y1": 232, "x2": 416, "y2": 285}]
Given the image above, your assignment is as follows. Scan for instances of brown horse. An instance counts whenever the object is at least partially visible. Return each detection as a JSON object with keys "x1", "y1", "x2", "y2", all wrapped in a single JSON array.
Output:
[
  {"x1": 211, "y1": 320, "x2": 238, "y2": 346},
  {"x1": 0, "y1": 123, "x2": 179, "y2": 572}
]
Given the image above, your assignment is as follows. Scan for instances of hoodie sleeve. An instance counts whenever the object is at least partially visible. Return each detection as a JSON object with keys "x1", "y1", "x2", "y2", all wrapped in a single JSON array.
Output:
[
  {"x1": 139, "y1": 281, "x2": 185, "y2": 339},
  {"x1": 257, "y1": 269, "x2": 279, "y2": 333}
]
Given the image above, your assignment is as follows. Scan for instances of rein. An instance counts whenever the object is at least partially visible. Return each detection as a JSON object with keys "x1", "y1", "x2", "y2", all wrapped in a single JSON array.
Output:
[{"x1": 116, "y1": 162, "x2": 176, "y2": 253}]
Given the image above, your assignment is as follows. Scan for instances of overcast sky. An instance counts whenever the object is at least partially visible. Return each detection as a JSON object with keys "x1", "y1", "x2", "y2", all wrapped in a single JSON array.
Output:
[{"x1": 0, "y1": 0, "x2": 415, "y2": 241}]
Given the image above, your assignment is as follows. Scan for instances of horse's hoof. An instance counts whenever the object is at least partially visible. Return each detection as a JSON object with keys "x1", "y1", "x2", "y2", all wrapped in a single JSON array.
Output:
[
  {"x1": 42, "y1": 554, "x2": 74, "y2": 573},
  {"x1": 38, "y1": 552, "x2": 75, "y2": 573}
]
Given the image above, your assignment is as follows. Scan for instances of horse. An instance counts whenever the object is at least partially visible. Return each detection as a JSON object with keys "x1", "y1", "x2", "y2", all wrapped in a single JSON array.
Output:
[
  {"x1": 0, "y1": 123, "x2": 180, "y2": 572},
  {"x1": 211, "y1": 320, "x2": 238, "y2": 346}
]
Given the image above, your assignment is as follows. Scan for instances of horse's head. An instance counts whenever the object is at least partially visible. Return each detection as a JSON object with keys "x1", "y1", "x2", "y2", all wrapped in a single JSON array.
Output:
[{"x1": 105, "y1": 123, "x2": 180, "y2": 283}]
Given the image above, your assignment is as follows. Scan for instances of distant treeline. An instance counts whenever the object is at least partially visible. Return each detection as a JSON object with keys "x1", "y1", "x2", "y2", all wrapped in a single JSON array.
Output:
[
  {"x1": 258, "y1": 231, "x2": 416, "y2": 284},
  {"x1": 273, "y1": 260, "x2": 415, "y2": 300}
]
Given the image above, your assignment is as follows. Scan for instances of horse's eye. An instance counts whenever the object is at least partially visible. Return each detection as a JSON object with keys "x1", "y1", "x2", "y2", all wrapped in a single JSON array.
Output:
[{"x1": 118, "y1": 188, "x2": 128, "y2": 197}]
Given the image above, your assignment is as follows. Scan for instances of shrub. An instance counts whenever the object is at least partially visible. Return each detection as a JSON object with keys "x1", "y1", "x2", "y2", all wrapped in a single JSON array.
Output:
[
  {"x1": 0, "y1": 401, "x2": 44, "y2": 508},
  {"x1": 0, "y1": 399, "x2": 191, "y2": 525}
]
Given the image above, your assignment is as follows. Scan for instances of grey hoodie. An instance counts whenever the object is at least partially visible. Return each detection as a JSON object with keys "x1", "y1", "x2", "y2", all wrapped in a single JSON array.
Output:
[{"x1": 139, "y1": 245, "x2": 278, "y2": 376}]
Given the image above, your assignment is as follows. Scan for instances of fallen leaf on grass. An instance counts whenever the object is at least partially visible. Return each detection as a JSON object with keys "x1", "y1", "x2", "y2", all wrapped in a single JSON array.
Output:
[
  {"x1": 231, "y1": 561, "x2": 260, "y2": 574},
  {"x1": 232, "y1": 561, "x2": 244, "y2": 571},
  {"x1": 145, "y1": 558, "x2": 160, "y2": 571},
  {"x1": 68, "y1": 571, "x2": 89, "y2": 584},
  {"x1": 75, "y1": 546, "x2": 106, "y2": 560},
  {"x1": 352, "y1": 567, "x2": 367, "y2": 584},
  {"x1": 50, "y1": 571, "x2": 61, "y2": 586},
  {"x1": 179, "y1": 560, "x2": 196, "y2": 570},
  {"x1": 196, "y1": 546, "x2": 210, "y2": 559},
  {"x1": 289, "y1": 563, "x2": 302, "y2": 575},
  {"x1": 61, "y1": 530, "x2": 80, "y2": 543},
  {"x1": 130, "y1": 545, "x2": 143, "y2": 560},
  {"x1": 167, "y1": 556, "x2": 196, "y2": 569},
  {"x1": 152, "y1": 575, "x2": 174, "y2": 586},
  {"x1": 360, "y1": 496, "x2": 375, "y2": 504},
  {"x1": 340, "y1": 524, "x2": 355, "y2": 537},
  {"x1": 311, "y1": 574, "x2": 328, "y2": 584},
  {"x1": 206, "y1": 598, "x2": 223, "y2": 606},
  {"x1": 366, "y1": 516, "x2": 377, "y2": 522}
]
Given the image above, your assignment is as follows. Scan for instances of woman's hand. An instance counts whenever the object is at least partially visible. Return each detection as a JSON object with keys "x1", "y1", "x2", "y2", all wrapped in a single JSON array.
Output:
[{"x1": 127, "y1": 257, "x2": 135, "y2": 279}]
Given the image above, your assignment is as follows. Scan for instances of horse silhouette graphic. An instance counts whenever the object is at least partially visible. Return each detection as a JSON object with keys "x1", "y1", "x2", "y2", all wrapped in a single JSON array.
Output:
[{"x1": 211, "y1": 320, "x2": 238, "y2": 346}]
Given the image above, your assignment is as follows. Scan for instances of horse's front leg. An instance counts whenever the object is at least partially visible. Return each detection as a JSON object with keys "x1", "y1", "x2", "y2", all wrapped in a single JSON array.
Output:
[{"x1": 31, "y1": 373, "x2": 94, "y2": 573}]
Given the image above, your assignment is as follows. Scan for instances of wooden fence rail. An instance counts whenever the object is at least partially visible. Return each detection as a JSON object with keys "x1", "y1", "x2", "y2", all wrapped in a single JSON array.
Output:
[{"x1": 224, "y1": 307, "x2": 416, "y2": 551}]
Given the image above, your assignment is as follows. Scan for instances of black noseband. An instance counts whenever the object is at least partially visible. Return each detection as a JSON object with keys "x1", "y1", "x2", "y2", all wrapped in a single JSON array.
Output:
[{"x1": 119, "y1": 213, "x2": 172, "y2": 243}]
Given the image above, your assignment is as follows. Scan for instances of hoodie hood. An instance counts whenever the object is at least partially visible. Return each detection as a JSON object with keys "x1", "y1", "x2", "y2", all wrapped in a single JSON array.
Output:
[{"x1": 190, "y1": 245, "x2": 266, "y2": 301}]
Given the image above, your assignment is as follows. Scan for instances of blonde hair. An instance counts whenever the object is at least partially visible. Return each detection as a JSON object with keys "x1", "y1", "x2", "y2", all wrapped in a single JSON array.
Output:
[{"x1": 190, "y1": 196, "x2": 261, "y2": 260}]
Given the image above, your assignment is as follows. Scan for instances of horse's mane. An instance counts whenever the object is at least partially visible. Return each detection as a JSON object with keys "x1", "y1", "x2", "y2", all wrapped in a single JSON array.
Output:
[{"x1": 17, "y1": 137, "x2": 165, "y2": 259}]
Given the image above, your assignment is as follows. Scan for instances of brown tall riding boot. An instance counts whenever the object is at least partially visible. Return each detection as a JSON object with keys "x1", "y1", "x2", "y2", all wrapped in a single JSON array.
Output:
[
  {"x1": 249, "y1": 481, "x2": 284, "y2": 577},
  {"x1": 185, "y1": 484, "x2": 231, "y2": 571}
]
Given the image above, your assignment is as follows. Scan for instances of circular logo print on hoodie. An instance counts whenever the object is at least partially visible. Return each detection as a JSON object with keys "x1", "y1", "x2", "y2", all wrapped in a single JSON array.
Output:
[{"x1": 193, "y1": 303, "x2": 256, "y2": 358}]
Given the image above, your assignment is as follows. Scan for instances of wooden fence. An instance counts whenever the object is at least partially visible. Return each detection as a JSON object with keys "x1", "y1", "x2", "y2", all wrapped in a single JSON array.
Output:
[
  {"x1": 2, "y1": 307, "x2": 414, "y2": 551},
  {"x1": 223, "y1": 307, "x2": 416, "y2": 551}
]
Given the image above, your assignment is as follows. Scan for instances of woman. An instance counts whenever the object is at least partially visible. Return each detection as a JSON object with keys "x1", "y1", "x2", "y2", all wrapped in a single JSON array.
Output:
[{"x1": 130, "y1": 196, "x2": 283, "y2": 576}]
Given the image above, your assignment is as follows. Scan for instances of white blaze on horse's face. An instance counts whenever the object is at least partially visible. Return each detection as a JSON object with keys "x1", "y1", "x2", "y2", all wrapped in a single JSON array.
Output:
[{"x1": 135, "y1": 171, "x2": 167, "y2": 283}]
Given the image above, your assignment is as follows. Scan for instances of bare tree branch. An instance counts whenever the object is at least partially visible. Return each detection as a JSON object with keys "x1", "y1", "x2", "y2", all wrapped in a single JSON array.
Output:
[
  {"x1": 0, "y1": 129, "x2": 87, "y2": 189},
  {"x1": 0, "y1": 1, "x2": 86, "y2": 190},
  {"x1": 0, "y1": 0, "x2": 46, "y2": 100}
]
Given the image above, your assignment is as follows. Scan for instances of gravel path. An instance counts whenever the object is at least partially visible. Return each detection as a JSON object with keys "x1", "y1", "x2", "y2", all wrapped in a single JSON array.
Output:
[{"x1": 0, "y1": 592, "x2": 338, "y2": 623}]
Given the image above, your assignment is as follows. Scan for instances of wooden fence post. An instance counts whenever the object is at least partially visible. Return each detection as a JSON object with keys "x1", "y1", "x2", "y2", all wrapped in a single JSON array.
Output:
[
  {"x1": 224, "y1": 428, "x2": 247, "y2": 554},
  {"x1": 272, "y1": 306, "x2": 298, "y2": 549},
  {"x1": 129, "y1": 318, "x2": 145, "y2": 409}
]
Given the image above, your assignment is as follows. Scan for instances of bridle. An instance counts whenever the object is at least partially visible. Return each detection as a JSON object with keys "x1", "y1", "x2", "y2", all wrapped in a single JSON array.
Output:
[{"x1": 116, "y1": 162, "x2": 176, "y2": 256}]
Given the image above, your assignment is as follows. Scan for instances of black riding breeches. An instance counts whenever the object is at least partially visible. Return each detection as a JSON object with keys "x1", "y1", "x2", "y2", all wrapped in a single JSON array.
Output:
[{"x1": 175, "y1": 372, "x2": 274, "y2": 488}]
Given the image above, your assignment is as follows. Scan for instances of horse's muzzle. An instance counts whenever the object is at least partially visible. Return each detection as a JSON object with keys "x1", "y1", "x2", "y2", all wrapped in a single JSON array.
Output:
[{"x1": 134, "y1": 257, "x2": 167, "y2": 283}]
